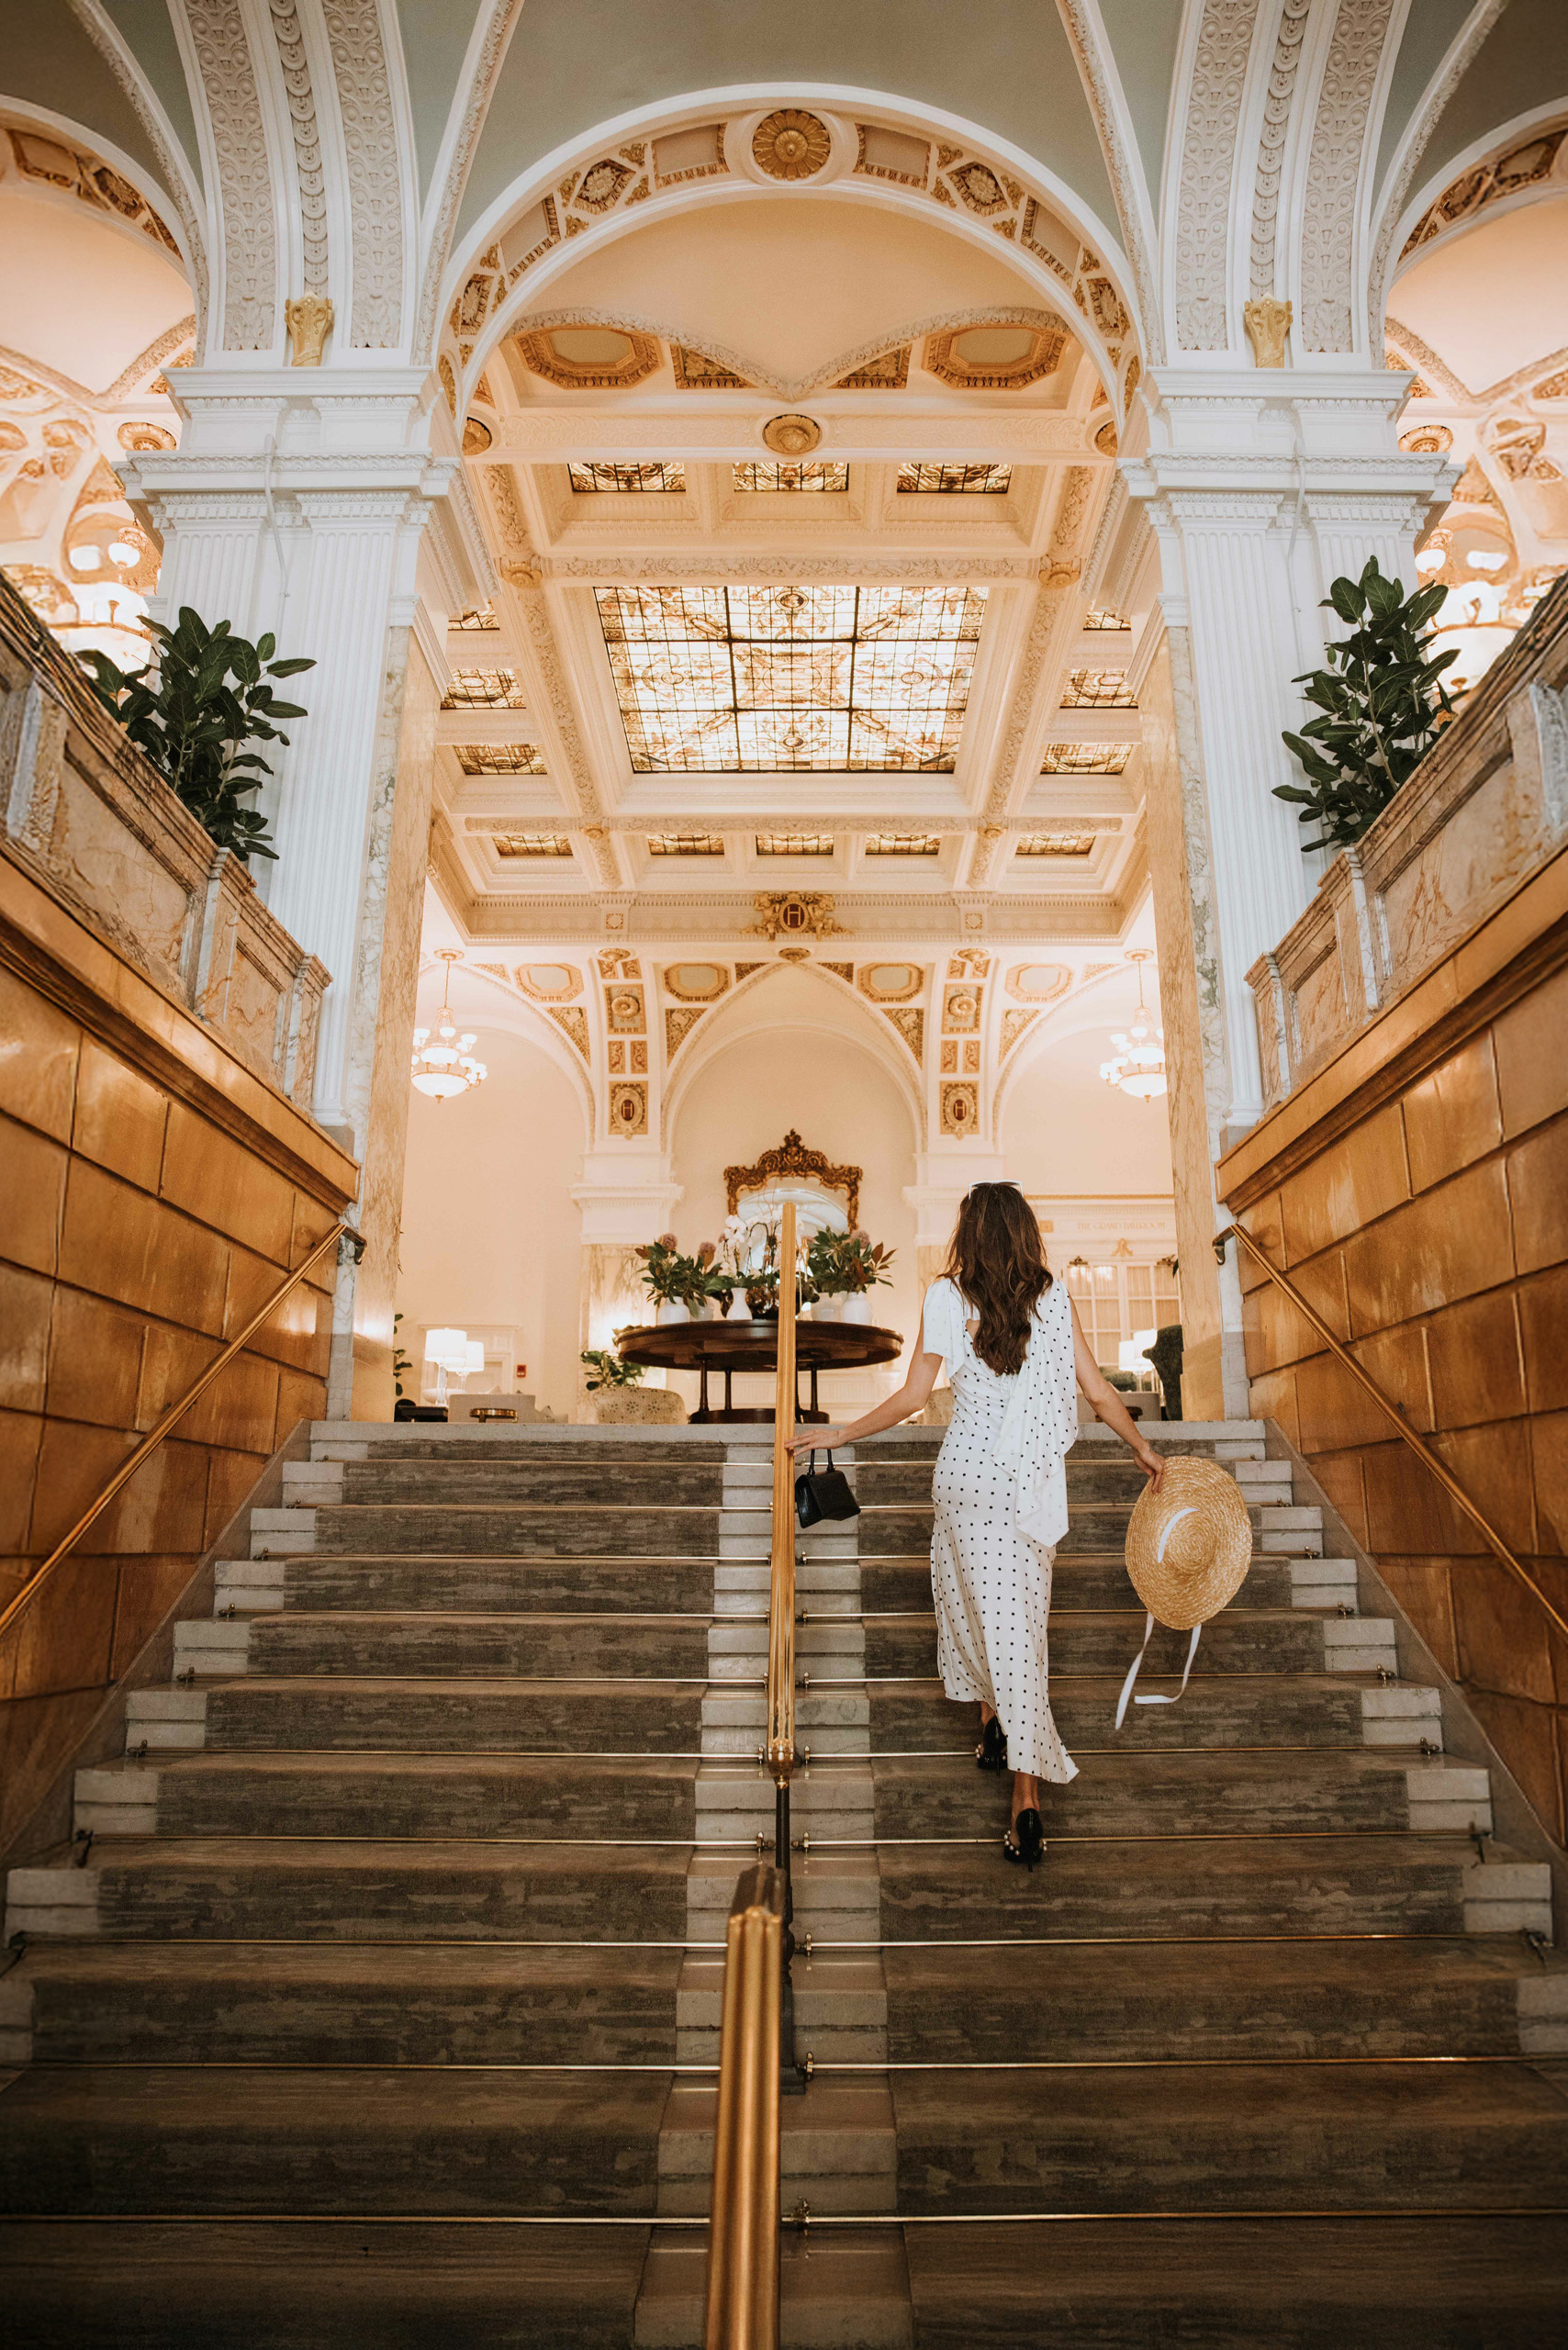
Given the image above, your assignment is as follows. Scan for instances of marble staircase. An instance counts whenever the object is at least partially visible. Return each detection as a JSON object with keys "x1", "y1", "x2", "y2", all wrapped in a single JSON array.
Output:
[{"x1": 1, "y1": 1419, "x2": 1565, "y2": 2344}]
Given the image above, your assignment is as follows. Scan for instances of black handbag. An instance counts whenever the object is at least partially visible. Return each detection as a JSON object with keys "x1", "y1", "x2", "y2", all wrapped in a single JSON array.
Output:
[{"x1": 795, "y1": 1449, "x2": 860, "y2": 1527}]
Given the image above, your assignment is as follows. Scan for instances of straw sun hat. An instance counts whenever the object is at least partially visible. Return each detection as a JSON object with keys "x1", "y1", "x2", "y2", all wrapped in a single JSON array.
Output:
[
  {"x1": 1115, "y1": 1458, "x2": 1253, "y2": 1729},
  {"x1": 1125, "y1": 1456, "x2": 1253, "y2": 1629}
]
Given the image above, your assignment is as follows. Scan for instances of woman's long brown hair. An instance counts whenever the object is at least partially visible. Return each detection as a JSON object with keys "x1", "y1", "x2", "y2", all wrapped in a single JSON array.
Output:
[{"x1": 940, "y1": 1183, "x2": 1052, "y2": 1376}]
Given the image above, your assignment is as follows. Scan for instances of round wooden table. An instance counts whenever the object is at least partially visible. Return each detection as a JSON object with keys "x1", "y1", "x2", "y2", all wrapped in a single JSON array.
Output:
[{"x1": 616, "y1": 1318, "x2": 904, "y2": 1423}]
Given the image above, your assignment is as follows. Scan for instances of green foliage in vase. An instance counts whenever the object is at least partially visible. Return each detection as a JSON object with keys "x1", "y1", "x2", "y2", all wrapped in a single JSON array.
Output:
[
  {"x1": 808, "y1": 1227, "x2": 895, "y2": 1295},
  {"x1": 80, "y1": 606, "x2": 314, "y2": 866},
  {"x1": 634, "y1": 1235, "x2": 708, "y2": 1309},
  {"x1": 1276, "y1": 556, "x2": 1457, "y2": 855},
  {"x1": 580, "y1": 1348, "x2": 645, "y2": 1392}
]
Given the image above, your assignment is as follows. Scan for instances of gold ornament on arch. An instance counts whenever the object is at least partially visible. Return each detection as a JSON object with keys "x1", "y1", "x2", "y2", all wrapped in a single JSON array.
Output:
[{"x1": 752, "y1": 109, "x2": 831, "y2": 182}]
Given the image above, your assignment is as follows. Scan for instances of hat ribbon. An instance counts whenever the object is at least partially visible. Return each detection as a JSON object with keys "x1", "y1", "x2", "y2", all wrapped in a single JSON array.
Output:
[
  {"x1": 1114, "y1": 1505, "x2": 1205, "y2": 1729},
  {"x1": 1114, "y1": 1614, "x2": 1202, "y2": 1729}
]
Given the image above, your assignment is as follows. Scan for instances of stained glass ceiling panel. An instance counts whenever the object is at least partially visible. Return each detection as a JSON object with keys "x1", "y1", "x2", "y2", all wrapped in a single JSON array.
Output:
[{"x1": 595, "y1": 584, "x2": 987, "y2": 772}]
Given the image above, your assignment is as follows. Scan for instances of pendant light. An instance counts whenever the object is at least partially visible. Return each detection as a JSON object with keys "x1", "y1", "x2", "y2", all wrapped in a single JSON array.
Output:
[
  {"x1": 410, "y1": 948, "x2": 487, "y2": 1101},
  {"x1": 1100, "y1": 949, "x2": 1167, "y2": 1101}
]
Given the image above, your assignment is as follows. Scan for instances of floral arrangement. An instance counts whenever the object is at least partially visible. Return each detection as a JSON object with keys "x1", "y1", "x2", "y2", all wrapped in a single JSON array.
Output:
[
  {"x1": 634, "y1": 1234, "x2": 708, "y2": 1311},
  {"x1": 580, "y1": 1347, "x2": 645, "y2": 1392},
  {"x1": 809, "y1": 1226, "x2": 895, "y2": 1295}
]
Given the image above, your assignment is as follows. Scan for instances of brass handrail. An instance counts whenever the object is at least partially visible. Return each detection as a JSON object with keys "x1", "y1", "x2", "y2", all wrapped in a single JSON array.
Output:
[
  {"x1": 703, "y1": 1863, "x2": 785, "y2": 2350},
  {"x1": 0, "y1": 1220, "x2": 348, "y2": 1649},
  {"x1": 1217, "y1": 1221, "x2": 1568, "y2": 1643},
  {"x1": 765, "y1": 1201, "x2": 799, "y2": 1781}
]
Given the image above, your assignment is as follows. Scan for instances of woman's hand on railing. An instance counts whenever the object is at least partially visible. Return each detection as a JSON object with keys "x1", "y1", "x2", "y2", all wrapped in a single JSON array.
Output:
[{"x1": 786, "y1": 1426, "x2": 850, "y2": 1453}]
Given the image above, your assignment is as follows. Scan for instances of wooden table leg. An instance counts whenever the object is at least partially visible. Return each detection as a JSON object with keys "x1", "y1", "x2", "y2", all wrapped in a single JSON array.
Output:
[
  {"x1": 724, "y1": 1367, "x2": 734, "y2": 1416},
  {"x1": 698, "y1": 1358, "x2": 710, "y2": 1418}
]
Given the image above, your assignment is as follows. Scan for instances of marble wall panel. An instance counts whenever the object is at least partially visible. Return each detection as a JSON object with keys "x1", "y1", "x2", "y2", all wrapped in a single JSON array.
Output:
[
  {"x1": 1426, "y1": 1291, "x2": 1526, "y2": 1433},
  {"x1": 1532, "y1": 1409, "x2": 1568, "y2": 1558},
  {"x1": 1518, "y1": 1265, "x2": 1568, "y2": 1415},
  {"x1": 71, "y1": 1038, "x2": 168, "y2": 1192},
  {"x1": 1277, "y1": 1102, "x2": 1409, "y2": 1263},
  {"x1": 1401, "y1": 1034, "x2": 1503, "y2": 1193},
  {"x1": 1494, "y1": 961, "x2": 1568, "y2": 1139},
  {"x1": 0, "y1": 1116, "x2": 68, "y2": 1277},
  {"x1": 1507, "y1": 1117, "x2": 1568, "y2": 1277},
  {"x1": 0, "y1": 965, "x2": 79, "y2": 1141},
  {"x1": 1339, "y1": 1159, "x2": 1514, "y2": 1335},
  {"x1": 0, "y1": 1261, "x2": 51, "y2": 1414}
]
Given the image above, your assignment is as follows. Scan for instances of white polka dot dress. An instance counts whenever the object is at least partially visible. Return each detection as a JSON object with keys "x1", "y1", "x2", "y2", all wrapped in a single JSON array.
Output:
[{"x1": 924, "y1": 1277, "x2": 1079, "y2": 1785}]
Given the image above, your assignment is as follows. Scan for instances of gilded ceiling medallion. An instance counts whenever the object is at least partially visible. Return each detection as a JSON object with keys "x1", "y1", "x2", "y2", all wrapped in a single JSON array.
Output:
[
  {"x1": 462, "y1": 416, "x2": 493, "y2": 453},
  {"x1": 752, "y1": 109, "x2": 831, "y2": 181},
  {"x1": 118, "y1": 421, "x2": 175, "y2": 452},
  {"x1": 761, "y1": 413, "x2": 822, "y2": 457},
  {"x1": 514, "y1": 324, "x2": 661, "y2": 390}
]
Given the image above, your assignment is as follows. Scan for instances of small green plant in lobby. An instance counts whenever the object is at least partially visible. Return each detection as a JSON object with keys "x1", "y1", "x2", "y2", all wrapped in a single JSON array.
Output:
[
  {"x1": 579, "y1": 1348, "x2": 646, "y2": 1392},
  {"x1": 1276, "y1": 555, "x2": 1457, "y2": 855},
  {"x1": 81, "y1": 606, "x2": 314, "y2": 866}
]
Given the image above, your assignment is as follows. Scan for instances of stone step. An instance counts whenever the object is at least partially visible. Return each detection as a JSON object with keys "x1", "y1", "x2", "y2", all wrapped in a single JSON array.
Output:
[
  {"x1": 658, "y1": 2076, "x2": 898, "y2": 2215},
  {"x1": 866, "y1": 1750, "x2": 1491, "y2": 1839},
  {"x1": 637, "y1": 2227, "x2": 913, "y2": 2350},
  {"x1": 0, "y1": 2065, "x2": 675, "y2": 2216},
  {"x1": 872, "y1": 1836, "x2": 1551, "y2": 1942},
  {"x1": 850, "y1": 1453, "x2": 1290, "y2": 1506},
  {"x1": 878, "y1": 1940, "x2": 1568, "y2": 2063},
  {"x1": 231, "y1": 1612, "x2": 713, "y2": 1681},
  {"x1": 687, "y1": 1852, "x2": 880, "y2": 1942},
  {"x1": 333, "y1": 1460, "x2": 726, "y2": 1506},
  {"x1": 0, "y1": 2221, "x2": 656, "y2": 2350},
  {"x1": 856, "y1": 1501, "x2": 1323, "y2": 1558},
  {"x1": 220, "y1": 1552, "x2": 719, "y2": 1616},
  {"x1": 860, "y1": 1610, "x2": 1391, "y2": 1680},
  {"x1": 900, "y1": 2216, "x2": 1568, "y2": 2349},
  {"x1": 867, "y1": 1674, "x2": 1441, "y2": 1753},
  {"x1": 75, "y1": 1751, "x2": 702, "y2": 1841},
  {"x1": 676, "y1": 1951, "x2": 890, "y2": 2066},
  {"x1": 5, "y1": 1840, "x2": 695, "y2": 1942},
  {"x1": 6, "y1": 1942, "x2": 685, "y2": 2065},
  {"x1": 131, "y1": 1677, "x2": 707, "y2": 1755},
  {"x1": 889, "y1": 2059, "x2": 1568, "y2": 2212},
  {"x1": 857, "y1": 1551, "x2": 1357, "y2": 1614},
  {"x1": 252, "y1": 1505, "x2": 722, "y2": 1559}
]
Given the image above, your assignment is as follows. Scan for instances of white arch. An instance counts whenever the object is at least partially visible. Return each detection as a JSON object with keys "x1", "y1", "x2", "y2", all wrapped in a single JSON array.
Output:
[
  {"x1": 440, "y1": 82, "x2": 1140, "y2": 404},
  {"x1": 990, "y1": 961, "x2": 1155, "y2": 1147},
  {"x1": 662, "y1": 961, "x2": 924, "y2": 1155},
  {"x1": 436, "y1": 959, "x2": 598, "y2": 1147}
]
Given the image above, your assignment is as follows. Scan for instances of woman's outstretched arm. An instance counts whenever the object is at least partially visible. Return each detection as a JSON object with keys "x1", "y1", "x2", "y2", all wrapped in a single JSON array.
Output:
[
  {"x1": 784, "y1": 1293, "x2": 945, "y2": 1453},
  {"x1": 1070, "y1": 1297, "x2": 1165, "y2": 1491}
]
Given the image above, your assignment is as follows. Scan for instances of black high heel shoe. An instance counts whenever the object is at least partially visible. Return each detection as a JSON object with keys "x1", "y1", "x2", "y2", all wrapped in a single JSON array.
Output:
[
  {"x1": 976, "y1": 1715, "x2": 1007, "y2": 1774},
  {"x1": 1003, "y1": 1808, "x2": 1046, "y2": 1870}
]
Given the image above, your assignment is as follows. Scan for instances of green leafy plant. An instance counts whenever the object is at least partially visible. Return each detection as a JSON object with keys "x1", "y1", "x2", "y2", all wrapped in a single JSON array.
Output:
[
  {"x1": 811, "y1": 1227, "x2": 895, "y2": 1296},
  {"x1": 80, "y1": 606, "x2": 314, "y2": 865},
  {"x1": 392, "y1": 1313, "x2": 413, "y2": 1402},
  {"x1": 1276, "y1": 556, "x2": 1457, "y2": 855},
  {"x1": 580, "y1": 1348, "x2": 645, "y2": 1392},
  {"x1": 634, "y1": 1234, "x2": 708, "y2": 1310}
]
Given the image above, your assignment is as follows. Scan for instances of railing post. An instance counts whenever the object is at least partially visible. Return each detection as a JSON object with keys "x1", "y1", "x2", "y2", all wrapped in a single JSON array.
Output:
[
  {"x1": 765, "y1": 1203, "x2": 802, "y2": 2090},
  {"x1": 704, "y1": 1863, "x2": 785, "y2": 2350}
]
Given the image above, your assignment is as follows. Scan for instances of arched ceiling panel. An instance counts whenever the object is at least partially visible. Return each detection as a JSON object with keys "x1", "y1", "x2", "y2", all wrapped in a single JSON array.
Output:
[
  {"x1": 1372, "y1": 0, "x2": 1475, "y2": 203},
  {"x1": 100, "y1": 0, "x2": 206, "y2": 192},
  {"x1": 455, "y1": 0, "x2": 1117, "y2": 248},
  {"x1": 0, "y1": 0, "x2": 164, "y2": 181},
  {"x1": 394, "y1": 0, "x2": 488, "y2": 198},
  {"x1": 1093, "y1": 0, "x2": 1183, "y2": 212},
  {"x1": 1406, "y1": 0, "x2": 1568, "y2": 200}
]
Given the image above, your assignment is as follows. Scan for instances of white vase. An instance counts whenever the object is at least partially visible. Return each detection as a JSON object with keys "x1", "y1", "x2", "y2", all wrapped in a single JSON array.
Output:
[
  {"x1": 814, "y1": 1294, "x2": 842, "y2": 1322},
  {"x1": 840, "y1": 1293, "x2": 871, "y2": 1326},
  {"x1": 725, "y1": 1293, "x2": 751, "y2": 1323},
  {"x1": 655, "y1": 1300, "x2": 690, "y2": 1326}
]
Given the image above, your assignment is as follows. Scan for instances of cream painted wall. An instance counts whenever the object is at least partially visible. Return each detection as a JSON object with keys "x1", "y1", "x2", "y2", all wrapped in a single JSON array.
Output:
[
  {"x1": 397, "y1": 1027, "x2": 585, "y2": 1422},
  {"x1": 1001, "y1": 1034, "x2": 1174, "y2": 1195},
  {"x1": 669, "y1": 1008, "x2": 920, "y2": 1412}
]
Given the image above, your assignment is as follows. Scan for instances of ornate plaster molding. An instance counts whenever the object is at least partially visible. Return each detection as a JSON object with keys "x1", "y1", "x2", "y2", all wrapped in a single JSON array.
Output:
[
  {"x1": 1249, "y1": 0, "x2": 1311, "y2": 302},
  {"x1": 1365, "y1": 0, "x2": 1510, "y2": 345},
  {"x1": 1173, "y1": 0, "x2": 1261, "y2": 350},
  {"x1": 322, "y1": 0, "x2": 404, "y2": 346},
  {"x1": 1055, "y1": 0, "x2": 1164, "y2": 364},
  {"x1": 1383, "y1": 316, "x2": 1472, "y2": 403},
  {"x1": 267, "y1": 1, "x2": 329, "y2": 295},
  {"x1": 414, "y1": 0, "x2": 523, "y2": 362},
  {"x1": 1299, "y1": 0, "x2": 1396, "y2": 353},
  {"x1": 64, "y1": 0, "x2": 210, "y2": 339},
  {"x1": 186, "y1": 0, "x2": 279, "y2": 351}
]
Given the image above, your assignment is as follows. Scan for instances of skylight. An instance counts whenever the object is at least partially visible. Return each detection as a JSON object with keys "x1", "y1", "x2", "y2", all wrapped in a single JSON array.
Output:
[
  {"x1": 733, "y1": 462, "x2": 848, "y2": 491},
  {"x1": 756, "y1": 833, "x2": 834, "y2": 856},
  {"x1": 897, "y1": 463, "x2": 1013, "y2": 494},
  {"x1": 442, "y1": 669, "x2": 527, "y2": 709},
  {"x1": 646, "y1": 832, "x2": 725, "y2": 856},
  {"x1": 495, "y1": 833, "x2": 572, "y2": 856},
  {"x1": 454, "y1": 743, "x2": 548, "y2": 774},
  {"x1": 1015, "y1": 830, "x2": 1096, "y2": 856},
  {"x1": 1039, "y1": 741, "x2": 1134, "y2": 774},
  {"x1": 596, "y1": 584, "x2": 986, "y2": 772},
  {"x1": 1059, "y1": 668, "x2": 1137, "y2": 709},
  {"x1": 568, "y1": 462, "x2": 687, "y2": 492}
]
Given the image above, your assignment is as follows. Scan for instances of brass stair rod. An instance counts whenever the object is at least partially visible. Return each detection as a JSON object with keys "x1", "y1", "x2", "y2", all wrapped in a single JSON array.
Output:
[
  {"x1": 0, "y1": 1220, "x2": 349, "y2": 1649},
  {"x1": 1215, "y1": 1221, "x2": 1568, "y2": 1642},
  {"x1": 766, "y1": 1201, "x2": 798, "y2": 1786},
  {"x1": 702, "y1": 1864, "x2": 785, "y2": 2350}
]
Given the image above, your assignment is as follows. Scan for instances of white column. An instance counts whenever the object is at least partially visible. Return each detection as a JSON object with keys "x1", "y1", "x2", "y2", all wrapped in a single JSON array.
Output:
[{"x1": 1125, "y1": 368, "x2": 1451, "y2": 1137}]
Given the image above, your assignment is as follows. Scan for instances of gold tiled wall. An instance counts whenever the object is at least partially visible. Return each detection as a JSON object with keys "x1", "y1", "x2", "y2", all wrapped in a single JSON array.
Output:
[
  {"x1": 0, "y1": 948, "x2": 353, "y2": 1852},
  {"x1": 1234, "y1": 958, "x2": 1568, "y2": 1842}
]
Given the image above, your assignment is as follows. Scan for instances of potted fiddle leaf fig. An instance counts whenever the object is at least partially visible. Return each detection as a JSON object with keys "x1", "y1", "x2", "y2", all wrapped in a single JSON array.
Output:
[
  {"x1": 1276, "y1": 556, "x2": 1457, "y2": 856},
  {"x1": 80, "y1": 606, "x2": 315, "y2": 867}
]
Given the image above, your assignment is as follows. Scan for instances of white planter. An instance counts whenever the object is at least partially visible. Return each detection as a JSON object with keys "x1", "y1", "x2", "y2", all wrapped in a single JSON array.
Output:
[
  {"x1": 813, "y1": 1294, "x2": 842, "y2": 1322},
  {"x1": 839, "y1": 1293, "x2": 872, "y2": 1326},
  {"x1": 655, "y1": 1300, "x2": 690, "y2": 1326},
  {"x1": 725, "y1": 1293, "x2": 751, "y2": 1323}
]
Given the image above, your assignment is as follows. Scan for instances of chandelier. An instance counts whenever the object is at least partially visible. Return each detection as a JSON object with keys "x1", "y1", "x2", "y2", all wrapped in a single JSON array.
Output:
[
  {"x1": 1100, "y1": 950, "x2": 1167, "y2": 1101},
  {"x1": 410, "y1": 949, "x2": 487, "y2": 1101}
]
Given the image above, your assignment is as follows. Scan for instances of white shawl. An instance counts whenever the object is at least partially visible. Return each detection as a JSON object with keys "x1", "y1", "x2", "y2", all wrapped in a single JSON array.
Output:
[{"x1": 928, "y1": 1277, "x2": 1079, "y2": 1547}]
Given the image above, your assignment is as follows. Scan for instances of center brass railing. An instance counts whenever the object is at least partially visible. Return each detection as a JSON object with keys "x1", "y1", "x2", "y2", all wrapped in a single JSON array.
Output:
[{"x1": 703, "y1": 1202, "x2": 801, "y2": 2344}]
